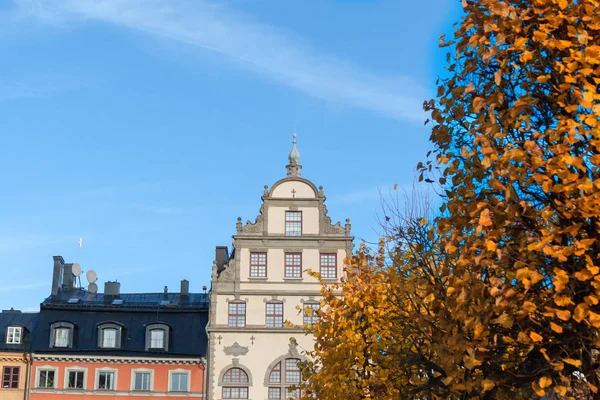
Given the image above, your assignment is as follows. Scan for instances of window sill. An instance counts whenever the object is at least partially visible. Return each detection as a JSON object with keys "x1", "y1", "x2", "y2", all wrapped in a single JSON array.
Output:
[
  {"x1": 283, "y1": 277, "x2": 303, "y2": 281},
  {"x1": 247, "y1": 277, "x2": 268, "y2": 281}
]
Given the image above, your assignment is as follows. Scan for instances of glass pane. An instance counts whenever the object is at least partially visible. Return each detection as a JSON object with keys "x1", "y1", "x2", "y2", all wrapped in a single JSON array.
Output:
[
  {"x1": 55, "y1": 328, "x2": 70, "y2": 347},
  {"x1": 269, "y1": 362, "x2": 281, "y2": 383},
  {"x1": 269, "y1": 387, "x2": 282, "y2": 399},
  {"x1": 150, "y1": 330, "x2": 164, "y2": 348},
  {"x1": 103, "y1": 329, "x2": 117, "y2": 348},
  {"x1": 171, "y1": 372, "x2": 188, "y2": 391},
  {"x1": 134, "y1": 372, "x2": 150, "y2": 390},
  {"x1": 285, "y1": 359, "x2": 301, "y2": 384},
  {"x1": 98, "y1": 372, "x2": 114, "y2": 389}
]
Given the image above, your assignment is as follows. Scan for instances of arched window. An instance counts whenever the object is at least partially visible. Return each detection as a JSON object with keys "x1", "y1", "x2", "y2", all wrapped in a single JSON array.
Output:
[
  {"x1": 267, "y1": 358, "x2": 301, "y2": 399},
  {"x1": 222, "y1": 368, "x2": 249, "y2": 399},
  {"x1": 49, "y1": 322, "x2": 75, "y2": 348},
  {"x1": 145, "y1": 323, "x2": 170, "y2": 351},
  {"x1": 97, "y1": 322, "x2": 123, "y2": 349}
]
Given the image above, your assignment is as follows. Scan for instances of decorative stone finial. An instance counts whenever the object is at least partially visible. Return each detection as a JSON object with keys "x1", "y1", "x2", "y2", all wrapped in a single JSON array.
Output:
[
  {"x1": 345, "y1": 218, "x2": 352, "y2": 235},
  {"x1": 236, "y1": 217, "x2": 243, "y2": 233},
  {"x1": 263, "y1": 185, "x2": 269, "y2": 197},
  {"x1": 286, "y1": 133, "x2": 302, "y2": 177}
]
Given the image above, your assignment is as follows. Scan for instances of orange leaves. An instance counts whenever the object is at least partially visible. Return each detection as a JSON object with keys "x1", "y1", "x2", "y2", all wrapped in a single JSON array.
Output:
[
  {"x1": 530, "y1": 331, "x2": 543, "y2": 342},
  {"x1": 550, "y1": 322, "x2": 563, "y2": 333},
  {"x1": 552, "y1": 268, "x2": 569, "y2": 292},
  {"x1": 556, "y1": 309, "x2": 571, "y2": 321},
  {"x1": 473, "y1": 97, "x2": 485, "y2": 113},
  {"x1": 564, "y1": 358, "x2": 582, "y2": 368},
  {"x1": 478, "y1": 208, "x2": 493, "y2": 227}
]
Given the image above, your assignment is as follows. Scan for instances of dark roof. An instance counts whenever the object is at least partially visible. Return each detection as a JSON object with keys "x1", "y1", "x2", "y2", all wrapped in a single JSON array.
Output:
[
  {"x1": 33, "y1": 308, "x2": 208, "y2": 357},
  {"x1": 0, "y1": 310, "x2": 39, "y2": 352},
  {"x1": 42, "y1": 289, "x2": 208, "y2": 311}
]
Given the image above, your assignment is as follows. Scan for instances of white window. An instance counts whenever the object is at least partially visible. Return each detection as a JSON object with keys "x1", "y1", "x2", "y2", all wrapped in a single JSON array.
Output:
[
  {"x1": 222, "y1": 368, "x2": 249, "y2": 399},
  {"x1": 267, "y1": 359, "x2": 302, "y2": 399},
  {"x1": 285, "y1": 253, "x2": 302, "y2": 278},
  {"x1": 97, "y1": 371, "x2": 115, "y2": 390},
  {"x1": 266, "y1": 302, "x2": 284, "y2": 328},
  {"x1": 65, "y1": 369, "x2": 85, "y2": 389},
  {"x1": 37, "y1": 369, "x2": 56, "y2": 389},
  {"x1": 102, "y1": 329, "x2": 117, "y2": 348},
  {"x1": 228, "y1": 302, "x2": 246, "y2": 328},
  {"x1": 133, "y1": 371, "x2": 151, "y2": 391},
  {"x1": 170, "y1": 371, "x2": 189, "y2": 392},
  {"x1": 250, "y1": 252, "x2": 267, "y2": 277},
  {"x1": 6, "y1": 327, "x2": 22, "y2": 344},
  {"x1": 285, "y1": 211, "x2": 302, "y2": 236},
  {"x1": 150, "y1": 330, "x2": 165, "y2": 349},
  {"x1": 303, "y1": 303, "x2": 320, "y2": 325},
  {"x1": 319, "y1": 254, "x2": 337, "y2": 279},
  {"x1": 54, "y1": 328, "x2": 70, "y2": 348}
]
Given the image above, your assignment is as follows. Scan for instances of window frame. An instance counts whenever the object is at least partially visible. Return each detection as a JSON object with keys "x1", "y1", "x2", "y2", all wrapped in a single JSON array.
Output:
[
  {"x1": 35, "y1": 366, "x2": 57, "y2": 389},
  {"x1": 2, "y1": 366, "x2": 20, "y2": 389},
  {"x1": 284, "y1": 253, "x2": 302, "y2": 279},
  {"x1": 168, "y1": 369, "x2": 191, "y2": 392},
  {"x1": 319, "y1": 253, "x2": 337, "y2": 280},
  {"x1": 6, "y1": 326, "x2": 23, "y2": 345},
  {"x1": 265, "y1": 302, "x2": 284, "y2": 328},
  {"x1": 266, "y1": 359, "x2": 303, "y2": 399},
  {"x1": 49, "y1": 322, "x2": 75, "y2": 349},
  {"x1": 95, "y1": 368, "x2": 118, "y2": 391},
  {"x1": 249, "y1": 252, "x2": 267, "y2": 278},
  {"x1": 97, "y1": 322, "x2": 123, "y2": 349},
  {"x1": 145, "y1": 323, "x2": 170, "y2": 351},
  {"x1": 222, "y1": 367, "x2": 250, "y2": 399},
  {"x1": 228, "y1": 302, "x2": 247, "y2": 328},
  {"x1": 285, "y1": 211, "x2": 302, "y2": 236},
  {"x1": 303, "y1": 302, "x2": 320, "y2": 326},
  {"x1": 64, "y1": 367, "x2": 87, "y2": 390},
  {"x1": 131, "y1": 368, "x2": 154, "y2": 392}
]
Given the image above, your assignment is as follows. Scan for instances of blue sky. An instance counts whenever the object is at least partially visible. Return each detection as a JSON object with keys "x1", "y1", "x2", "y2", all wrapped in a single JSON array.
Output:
[{"x1": 0, "y1": 0, "x2": 460, "y2": 311}]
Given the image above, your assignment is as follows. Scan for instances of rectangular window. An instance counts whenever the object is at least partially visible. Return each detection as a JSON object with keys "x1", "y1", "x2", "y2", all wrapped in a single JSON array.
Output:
[
  {"x1": 320, "y1": 254, "x2": 337, "y2": 279},
  {"x1": 37, "y1": 369, "x2": 55, "y2": 388},
  {"x1": 222, "y1": 387, "x2": 248, "y2": 399},
  {"x1": 102, "y1": 329, "x2": 117, "y2": 348},
  {"x1": 303, "y1": 303, "x2": 320, "y2": 325},
  {"x1": 6, "y1": 327, "x2": 22, "y2": 344},
  {"x1": 67, "y1": 370, "x2": 84, "y2": 389},
  {"x1": 268, "y1": 387, "x2": 281, "y2": 399},
  {"x1": 150, "y1": 330, "x2": 165, "y2": 349},
  {"x1": 133, "y1": 372, "x2": 151, "y2": 391},
  {"x1": 228, "y1": 303, "x2": 246, "y2": 328},
  {"x1": 285, "y1": 359, "x2": 301, "y2": 384},
  {"x1": 2, "y1": 367, "x2": 19, "y2": 389},
  {"x1": 97, "y1": 371, "x2": 115, "y2": 390},
  {"x1": 170, "y1": 372, "x2": 188, "y2": 392},
  {"x1": 250, "y1": 252, "x2": 267, "y2": 277},
  {"x1": 54, "y1": 328, "x2": 70, "y2": 348},
  {"x1": 285, "y1": 211, "x2": 302, "y2": 236},
  {"x1": 285, "y1": 253, "x2": 302, "y2": 278},
  {"x1": 266, "y1": 303, "x2": 284, "y2": 328}
]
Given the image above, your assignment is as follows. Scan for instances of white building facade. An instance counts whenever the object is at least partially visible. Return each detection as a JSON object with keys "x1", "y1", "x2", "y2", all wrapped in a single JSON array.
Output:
[{"x1": 207, "y1": 135, "x2": 354, "y2": 400}]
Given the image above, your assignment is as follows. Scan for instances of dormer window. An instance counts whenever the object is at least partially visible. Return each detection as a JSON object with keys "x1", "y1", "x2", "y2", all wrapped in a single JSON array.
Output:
[
  {"x1": 145, "y1": 323, "x2": 170, "y2": 351},
  {"x1": 50, "y1": 322, "x2": 74, "y2": 348},
  {"x1": 6, "y1": 327, "x2": 22, "y2": 344},
  {"x1": 97, "y1": 323, "x2": 123, "y2": 349},
  {"x1": 285, "y1": 211, "x2": 302, "y2": 236}
]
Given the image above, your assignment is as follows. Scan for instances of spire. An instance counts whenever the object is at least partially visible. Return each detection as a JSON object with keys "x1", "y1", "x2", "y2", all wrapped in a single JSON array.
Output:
[{"x1": 286, "y1": 133, "x2": 302, "y2": 177}]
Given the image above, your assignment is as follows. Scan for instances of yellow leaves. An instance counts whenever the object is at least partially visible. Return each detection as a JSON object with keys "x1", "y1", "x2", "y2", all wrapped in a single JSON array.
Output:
[
  {"x1": 550, "y1": 322, "x2": 563, "y2": 333},
  {"x1": 478, "y1": 208, "x2": 493, "y2": 227},
  {"x1": 539, "y1": 376, "x2": 552, "y2": 388},
  {"x1": 556, "y1": 309, "x2": 571, "y2": 321},
  {"x1": 494, "y1": 69, "x2": 502, "y2": 86},
  {"x1": 532, "y1": 382, "x2": 546, "y2": 396},
  {"x1": 473, "y1": 97, "x2": 485, "y2": 113},
  {"x1": 486, "y1": 240, "x2": 497, "y2": 251},
  {"x1": 554, "y1": 385, "x2": 568, "y2": 395},
  {"x1": 537, "y1": 75, "x2": 551, "y2": 84},
  {"x1": 553, "y1": 268, "x2": 569, "y2": 292},
  {"x1": 554, "y1": 296, "x2": 574, "y2": 307},
  {"x1": 491, "y1": 313, "x2": 513, "y2": 328},
  {"x1": 529, "y1": 331, "x2": 543, "y2": 343},
  {"x1": 556, "y1": 0, "x2": 568, "y2": 9},
  {"x1": 564, "y1": 358, "x2": 582, "y2": 368},
  {"x1": 514, "y1": 37, "x2": 528, "y2": 49},
  {"x1": 482, "y1": 380, "x2": 495, "y2": 392},
  {"x1": 573, "y1": 303, "x2": 589, "y2": 323},
  {"x1": 522, "y1": 301, "x2": 537, "y2": 313},
  {"x1": 575, "y1": 269, "x2": 593, "y2": 281},
  {"x1": 588, "y1": 311, "x2": 600, "y2": 327}
]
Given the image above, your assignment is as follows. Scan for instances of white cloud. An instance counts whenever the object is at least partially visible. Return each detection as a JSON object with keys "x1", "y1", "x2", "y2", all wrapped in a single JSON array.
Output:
[{"x1": 12, "y1": 0, "x2": 428, "y2": 122}]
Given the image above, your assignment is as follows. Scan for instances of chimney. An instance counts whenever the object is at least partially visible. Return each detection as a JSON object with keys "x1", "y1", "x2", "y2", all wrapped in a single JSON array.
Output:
[
  {"x1": 104, "y1": 281, "x2": 121, "y2": 296},
  {"x1": 180, "y1": 280, "x2": 189, "y2": 296},
  {"x1": 62, "y1": 263, "x2": 75, "y2": 290},
  {"x1": 215, "y1": 246, "x2": 229, "y2": 273},
  {"x1": 51, "y1": 256, "x2": 64, "y2": 296}
]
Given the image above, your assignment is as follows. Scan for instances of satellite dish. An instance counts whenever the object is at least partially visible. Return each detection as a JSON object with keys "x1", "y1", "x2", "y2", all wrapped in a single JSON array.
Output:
[
  {"x1": 88, "y1": 283, "x2": 98, "y2": 294},
  {"x1": 72, "y1": 263, "x2": 82, "y2": 277},
  {"x1": 86, "y1": 270, "x2": 98, "y2": 284}
]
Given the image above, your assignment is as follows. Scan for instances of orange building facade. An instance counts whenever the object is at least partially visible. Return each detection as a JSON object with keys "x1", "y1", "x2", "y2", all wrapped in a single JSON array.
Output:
[{"x1": 30, "y1": 356, "x2": 205, "y2": 398}]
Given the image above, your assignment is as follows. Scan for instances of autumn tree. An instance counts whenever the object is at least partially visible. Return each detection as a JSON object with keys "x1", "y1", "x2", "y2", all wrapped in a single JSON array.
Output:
[{"x1": 419, "y1": 0, "x2": 600, "y2": 398}]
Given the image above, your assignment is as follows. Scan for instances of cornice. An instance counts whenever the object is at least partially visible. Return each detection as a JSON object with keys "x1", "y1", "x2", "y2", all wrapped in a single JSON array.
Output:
[{"x1": 32, "y1": 354, "x2": 205, "y2": 365}]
